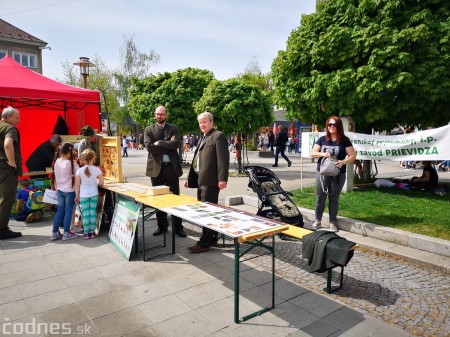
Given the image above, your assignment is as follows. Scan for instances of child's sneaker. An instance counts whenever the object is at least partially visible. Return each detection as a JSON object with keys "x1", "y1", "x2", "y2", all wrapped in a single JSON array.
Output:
[
  {"x1": 83, "y1": 234, "x2": 90, "y2": 240},
  {"x1": 35, "y1": 211, "x2": 43, "y2": 221},
  {"x1": 62, "y1": 231, "x2": 78, "y2": 241},
  {"x1": 90, "y1": 233, "x2": 97, "y2": 239},
  {"x1": 26, "y1": 212, "x2": 37, "y2": 223},
  {"x1": 51, "y1": 231, "x2": 63, "y2": 241}
]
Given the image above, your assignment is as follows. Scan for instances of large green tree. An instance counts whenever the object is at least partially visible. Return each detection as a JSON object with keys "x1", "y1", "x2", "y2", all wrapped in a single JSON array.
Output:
[
  {"x1": 128, "y1": 68, "x2": 214, "y2": 133},
  {"x1": 272, "y1": 0, "x2": 450, "y2": 132},
  {"x1": 194, "y1": 78, "x2": 273, "y2": 172}
]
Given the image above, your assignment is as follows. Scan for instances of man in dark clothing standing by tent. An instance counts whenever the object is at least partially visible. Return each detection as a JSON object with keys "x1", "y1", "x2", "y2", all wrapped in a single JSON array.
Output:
[
  {"x1": 273, "y1": 125, "x2": 292, "y2": 167},
  {"x1": 0, "y1": 106, "x2": 23, "y2": 240},
  {"x1": 26, "y1": 134, "x2": 62, "y2": 172}
]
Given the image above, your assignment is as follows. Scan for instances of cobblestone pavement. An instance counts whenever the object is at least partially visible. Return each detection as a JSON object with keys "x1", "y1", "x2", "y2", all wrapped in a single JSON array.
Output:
[
  {"x1": 123, "y1": 151, "x2": 449, "y2": 336},
  {"x1": 183, "y1": 225, "x2": 449, "y2": 337}
]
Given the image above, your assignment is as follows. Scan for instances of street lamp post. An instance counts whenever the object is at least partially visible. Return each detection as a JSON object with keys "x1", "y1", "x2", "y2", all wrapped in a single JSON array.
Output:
[{"x1": 73, "y1": 56, "x2": 96, "y2": 88}]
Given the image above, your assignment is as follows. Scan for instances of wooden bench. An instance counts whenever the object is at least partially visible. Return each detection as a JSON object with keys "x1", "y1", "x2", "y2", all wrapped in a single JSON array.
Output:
[{"x1": 282, "y1": 225, "x2": 359, "y2": 293}]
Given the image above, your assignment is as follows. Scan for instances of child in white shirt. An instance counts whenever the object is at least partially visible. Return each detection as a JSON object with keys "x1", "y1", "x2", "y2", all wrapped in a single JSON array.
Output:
[{"x1": 75, "y1": 149, "x2": 104, "y2": 239}]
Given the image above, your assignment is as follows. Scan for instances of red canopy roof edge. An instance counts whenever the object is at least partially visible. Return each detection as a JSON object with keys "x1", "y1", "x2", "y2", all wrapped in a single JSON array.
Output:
[{"x1": 0, "y1": 56, "x2": 100, "y2": 102}]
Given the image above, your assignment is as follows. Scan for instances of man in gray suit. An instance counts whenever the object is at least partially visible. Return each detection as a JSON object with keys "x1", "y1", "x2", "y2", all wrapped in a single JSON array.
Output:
[
  {"x1": 144, "y1": 106, "x2": 186, "y2": 237},
  {"x1": 185, "y1": 111, "x2": 229, "y2": 253}
]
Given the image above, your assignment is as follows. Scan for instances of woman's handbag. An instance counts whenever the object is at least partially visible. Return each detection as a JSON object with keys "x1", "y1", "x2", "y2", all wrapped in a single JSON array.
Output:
[
  {"x1": 320, "y1": 156, "x2": 339, "y2": 195},
  {"x1": 320, "y1": 156, "x2": 339, "y2": 177},
  {"x1": 74, "y1": 204, "x2": 83, "y2": 227}
]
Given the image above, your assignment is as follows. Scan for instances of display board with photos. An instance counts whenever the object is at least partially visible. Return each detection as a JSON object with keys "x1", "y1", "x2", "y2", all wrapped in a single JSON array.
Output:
[
  {"x1": 161, "y1": 202, "x2": 286, "y2": 238},
  {"x1": 99, "y1": 136, "x2": 124, "y2": 182},
  {"x1": 108, "y1": 195, "x2": 140, "y2": 260}
]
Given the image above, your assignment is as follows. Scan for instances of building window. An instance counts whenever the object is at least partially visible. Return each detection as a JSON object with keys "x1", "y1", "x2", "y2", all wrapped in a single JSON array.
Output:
[
  {"x1": 12, "y1": 52, "x2": 37, "y2": 68},
  {"x1": 0, "y1": 51, "x2": 6, "y2": 59}
]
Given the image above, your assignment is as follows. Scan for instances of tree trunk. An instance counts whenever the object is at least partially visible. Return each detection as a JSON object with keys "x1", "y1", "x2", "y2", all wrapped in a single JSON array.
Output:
[
  {"x1": 236, "y1": 132, "x2": 243, "y2": 174},
  {"x1": 355, "y1": 159, "x2": 372, "y2": 182}
]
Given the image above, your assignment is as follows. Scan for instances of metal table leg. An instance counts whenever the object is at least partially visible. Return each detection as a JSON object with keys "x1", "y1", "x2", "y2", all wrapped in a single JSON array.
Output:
[{"x1": 234, "y1": 235, "x2": 276, "y2": 323}]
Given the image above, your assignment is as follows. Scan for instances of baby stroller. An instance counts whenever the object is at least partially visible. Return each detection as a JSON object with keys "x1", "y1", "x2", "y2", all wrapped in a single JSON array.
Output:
[{"x1": 244, "y1": 166, "x2": 304, "y2": 232}]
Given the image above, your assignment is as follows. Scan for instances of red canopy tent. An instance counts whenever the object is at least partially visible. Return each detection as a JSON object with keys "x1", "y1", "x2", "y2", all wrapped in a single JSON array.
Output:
[{"x1": 0, "y1": 56, "x2": 101, "y2": 173}]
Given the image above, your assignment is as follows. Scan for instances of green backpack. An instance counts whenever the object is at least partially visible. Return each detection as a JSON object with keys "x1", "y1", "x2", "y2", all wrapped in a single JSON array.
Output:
[{"x1": 26, "y1": 190, "x2": 45, "y2": 210}]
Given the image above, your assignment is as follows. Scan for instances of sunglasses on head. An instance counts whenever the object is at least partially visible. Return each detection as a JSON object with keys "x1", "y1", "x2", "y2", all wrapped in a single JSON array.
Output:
[{"x1": 328, "y1": 123, "x2": 336, "y2": 127}]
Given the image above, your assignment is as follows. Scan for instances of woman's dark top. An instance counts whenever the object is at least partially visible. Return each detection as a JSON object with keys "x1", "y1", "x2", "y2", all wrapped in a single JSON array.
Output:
[
  {"x1": 315, "y1": 136, "x2": 353, "y2": 174},
  {"x1": 424, "y1": 165, "x2": 439, "y2": 187}
]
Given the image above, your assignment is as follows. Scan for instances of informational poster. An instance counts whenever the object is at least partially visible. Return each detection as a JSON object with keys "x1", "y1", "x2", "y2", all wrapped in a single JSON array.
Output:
[
  {"x1": 301, "y1": 125, "x2": 450, "y2": 161},
  {"x1": 108, "y1": 195, "x2": 140, "y2": 260},
  {"x1": 161, "y1": 202, "x2": 285, "y2": 238},
  {"x1": 300, "y1": 132, "x2": 323, "y2": 158}
]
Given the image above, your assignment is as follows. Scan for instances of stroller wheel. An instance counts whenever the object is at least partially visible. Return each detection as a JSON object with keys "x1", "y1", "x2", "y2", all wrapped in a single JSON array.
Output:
[{"x1": 258, "y1": 209, "x2": 277, "y2": 219}]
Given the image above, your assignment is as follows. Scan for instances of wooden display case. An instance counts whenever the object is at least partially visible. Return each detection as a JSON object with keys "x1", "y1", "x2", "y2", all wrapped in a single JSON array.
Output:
[{"x1": 99, "y1": 136, "x2": 124, "y2": 182}]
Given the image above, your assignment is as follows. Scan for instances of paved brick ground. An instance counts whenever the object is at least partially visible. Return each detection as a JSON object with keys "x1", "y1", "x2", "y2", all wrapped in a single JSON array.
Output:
[
  {"x1": 124, "y1": 150, "x2": 450, "y2": 336},
  {"x1": 182, "y1": 225, "x2": 449, "y2": 337}
]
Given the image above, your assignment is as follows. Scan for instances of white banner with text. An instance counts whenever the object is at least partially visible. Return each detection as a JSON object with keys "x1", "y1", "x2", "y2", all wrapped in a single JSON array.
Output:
[{"x1": 301, "y1": 125, "x2": 450, "y2": 161}]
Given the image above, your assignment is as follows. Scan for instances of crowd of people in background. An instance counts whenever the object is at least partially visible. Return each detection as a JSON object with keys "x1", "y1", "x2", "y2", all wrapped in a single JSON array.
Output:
[
  {"x1": 183, "y1": 134, "x2": 199, "y2": 153},
  {"x1": 116, "y1": 133, "x2": 145, "y2": 156},
  {"x1": 257, "y1": 130, "x2": 297, "y2": 154}
]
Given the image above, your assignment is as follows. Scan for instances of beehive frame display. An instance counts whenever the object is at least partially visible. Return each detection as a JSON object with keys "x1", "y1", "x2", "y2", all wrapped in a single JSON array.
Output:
[{"x1": 99, "y1": 136, "x2": 124, "y2": 182}]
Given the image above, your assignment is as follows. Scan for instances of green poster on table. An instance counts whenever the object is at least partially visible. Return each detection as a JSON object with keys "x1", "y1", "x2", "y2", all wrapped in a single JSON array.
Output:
[{"x1": 108, "y1": 195, "x2": 140, "y2": 260}]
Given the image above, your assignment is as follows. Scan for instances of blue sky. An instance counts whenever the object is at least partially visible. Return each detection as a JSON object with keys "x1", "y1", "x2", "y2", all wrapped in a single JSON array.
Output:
[{"x1": 1, "y1": 0, "x2": 316, "y2": 81}]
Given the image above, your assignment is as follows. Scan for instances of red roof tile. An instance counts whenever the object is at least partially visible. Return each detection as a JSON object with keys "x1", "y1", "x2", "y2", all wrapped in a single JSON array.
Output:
[{"x1": 0, "y1": 19, "x2": 47, "y2": 44}]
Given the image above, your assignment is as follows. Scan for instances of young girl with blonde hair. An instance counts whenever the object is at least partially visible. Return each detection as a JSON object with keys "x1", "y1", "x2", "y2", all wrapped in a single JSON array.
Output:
[{"x1": 75, "y1": 149, "x2": 104, "y2": 239}]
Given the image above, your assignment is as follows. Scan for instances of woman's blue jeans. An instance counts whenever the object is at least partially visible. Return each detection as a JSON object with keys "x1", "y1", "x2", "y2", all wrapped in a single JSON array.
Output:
[{"x1": 52, "y1": 190, "x2": 75, "y2": 233}]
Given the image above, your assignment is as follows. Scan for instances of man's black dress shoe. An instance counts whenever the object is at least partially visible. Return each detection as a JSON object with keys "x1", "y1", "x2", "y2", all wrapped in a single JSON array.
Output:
[
  {"x1": 272, "y1": 164, "x2": 278, "y2": 167},
  {"x1": 288, "y1": 161, "x2": 292, "y2": 167},
  {"x1": 175, "y1": 229, "x2": 187, "y2": 238},
  {"x1": 0, "y1": 229, "x2": 22, "y2": 240},
  {"x1": 188, "y1": 244, "x2": 210, "y2": 253},
  {"x1": 153, "y1": 227, "x2": 167, "y2": 236}
]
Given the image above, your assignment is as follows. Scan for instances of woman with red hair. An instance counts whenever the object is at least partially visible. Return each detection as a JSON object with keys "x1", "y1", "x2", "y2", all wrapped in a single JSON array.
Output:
[{"x1": 310, "y1": 116, "x2": 356, "y2": 232}]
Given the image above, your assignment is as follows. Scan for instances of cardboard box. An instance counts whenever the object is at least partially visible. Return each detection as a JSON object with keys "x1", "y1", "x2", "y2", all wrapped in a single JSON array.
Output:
[{"x1": 146, "y1": 186, "x2": 171, "y2": 196}]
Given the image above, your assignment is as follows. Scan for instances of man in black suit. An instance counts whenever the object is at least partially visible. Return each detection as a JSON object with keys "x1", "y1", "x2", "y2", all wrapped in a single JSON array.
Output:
[
  {"x1": 144, "y1": 106, "x2": 186, "y2": 238},
  {"x1": 185, "y1": 111, "x2": 229, "y2": 253}
]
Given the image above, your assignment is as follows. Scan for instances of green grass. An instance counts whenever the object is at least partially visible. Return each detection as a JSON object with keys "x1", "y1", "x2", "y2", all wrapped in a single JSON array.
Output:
[{"x1": 290, "y1": 185, "x2": 450, "y2": 240}]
